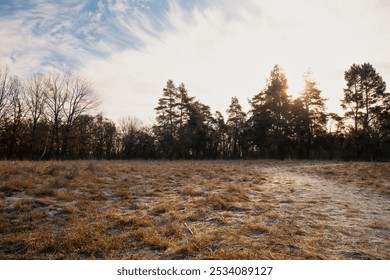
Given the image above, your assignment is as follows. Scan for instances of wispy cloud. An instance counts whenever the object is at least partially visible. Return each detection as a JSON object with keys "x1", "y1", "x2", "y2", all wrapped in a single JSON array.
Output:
[
  {"x1": 80, "y1": 0, "x2": 390, "y2": 122},
  {"x1": 1, "y1": 0, "x2": 94, "y2": 75},
  {"x1": 0, "y1": 0, "x2": 149, "y2": 75},
  {"x1": 1, "y1": 0, "x2": 389, "y2": 123}
]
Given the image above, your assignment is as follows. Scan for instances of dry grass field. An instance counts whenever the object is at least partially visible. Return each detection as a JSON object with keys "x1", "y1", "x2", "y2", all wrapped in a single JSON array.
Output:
[{"x1": 0, "y1": 160, "x2": 389, "y2": 260}]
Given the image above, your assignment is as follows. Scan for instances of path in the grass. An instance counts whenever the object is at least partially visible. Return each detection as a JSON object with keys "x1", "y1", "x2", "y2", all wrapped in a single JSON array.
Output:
[{"x1": 260, "y1": 162, "x2": 390, "y2": 259}]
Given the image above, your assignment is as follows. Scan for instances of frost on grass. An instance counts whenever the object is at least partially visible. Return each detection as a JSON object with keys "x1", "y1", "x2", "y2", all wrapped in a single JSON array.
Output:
[{"x1": 0, "y1": 160, "x2": 389, "y2": 260}]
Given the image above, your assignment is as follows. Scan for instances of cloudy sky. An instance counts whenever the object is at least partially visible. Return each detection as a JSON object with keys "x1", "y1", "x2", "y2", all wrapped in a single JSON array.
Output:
[{"x1": 1, "y1": 0, "x2": 389, "y2": 124}]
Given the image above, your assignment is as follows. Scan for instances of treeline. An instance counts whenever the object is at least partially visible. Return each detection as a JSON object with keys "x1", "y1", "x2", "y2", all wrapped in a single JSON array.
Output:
[{"x1": 0, "y1": 63, "x2": 389, "y2": 160}]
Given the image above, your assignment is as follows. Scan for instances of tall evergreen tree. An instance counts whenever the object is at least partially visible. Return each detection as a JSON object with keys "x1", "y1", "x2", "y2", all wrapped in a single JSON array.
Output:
[
  {"x1": 297, "y1": 71, "x2": 328, "y2": 158},
  {"x1": 250, "y1": 65, "x2": 291, "y2": 159},
  {"x1": 290, "y1": 98, "x2": 309, "y2": 158},
  {"x1": 342, "y1": 63, "x2": 386, "y2": 132},
  {"x1": 341, "y1": 63, "x2": 387, "y2": 159},
  {"x1": 177, "y1": 83, "x2": 193, "y2": 130},
  {"x1": 154, "y1": 80, "x2": 179, "y2": 158},
  {"x1": 185, "y1": 100, "x2": 213, "y2": 158},
  {"x1": 248, "y1": 90, "x2": 271, "y2": 158},
  {"x1": 213, "y1": 111, "x2": 228, "y2": 158},
  {"x1": 176, "y1": 83, "x2": 195, "y2": 158},
  {"x1": 226, "y1": 97, "x2": 247, "y2": 158}
]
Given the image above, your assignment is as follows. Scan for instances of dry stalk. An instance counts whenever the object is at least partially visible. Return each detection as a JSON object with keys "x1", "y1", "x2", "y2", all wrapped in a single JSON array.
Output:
[{"x1": 184, "y1": 222, "x2": 194, "y2": 235}]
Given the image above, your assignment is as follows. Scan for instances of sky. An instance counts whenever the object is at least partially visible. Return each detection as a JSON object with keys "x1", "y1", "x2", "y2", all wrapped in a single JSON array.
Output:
[{"x1": 1, "y1": 0, "x2": 390, "y2": 124}]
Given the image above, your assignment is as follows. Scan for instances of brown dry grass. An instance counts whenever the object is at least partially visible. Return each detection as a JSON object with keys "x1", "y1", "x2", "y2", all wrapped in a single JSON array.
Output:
[
  {"x1": 307, "y1": 162, "x2": 390, "y2": 195},
  {"x1": 0, "y1": 160, "x2": 389, "y2": 260}
]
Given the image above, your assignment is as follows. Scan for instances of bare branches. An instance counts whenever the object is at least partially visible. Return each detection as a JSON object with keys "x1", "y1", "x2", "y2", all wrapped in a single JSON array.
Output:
[
  {"x1": 0, "y1": 66, "x2": 13, "y2": 123},
  {"x1": 25, "y1": 75, "x2": 46, "y2": 126},
  {"x1": 63, "y1": 73, "x2": 100, "y2": 127}
]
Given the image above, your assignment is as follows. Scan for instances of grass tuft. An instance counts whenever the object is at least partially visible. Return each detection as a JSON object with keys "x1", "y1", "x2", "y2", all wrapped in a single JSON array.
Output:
[{"x1": 0, "y1": 160, "x2": 389, "y2": 260}]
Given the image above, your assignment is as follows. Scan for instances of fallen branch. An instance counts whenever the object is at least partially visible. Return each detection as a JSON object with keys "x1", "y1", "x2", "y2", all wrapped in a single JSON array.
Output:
[{"x1": 184, "y1": 222, "x2": 194, "y2": 235}]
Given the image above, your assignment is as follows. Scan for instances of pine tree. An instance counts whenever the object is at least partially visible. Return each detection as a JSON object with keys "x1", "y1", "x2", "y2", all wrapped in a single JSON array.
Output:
[
  {"x1": 226, "y1": 97, "x2": 246, "y2": 158},
  {"x1": 342, "y1": 63, "x2": 386, "y2": 132},
  {"x1": 341, "y1": 63, "x2": 387, "y2": 159},
  {"x1": 250, "y1": 65, "x2": 291, "y2": 159},
  {"x1": 154, "y1": 80, "x2": 179, "y2": 158},
  {"x1": 298, "y1": 71, "x2": 327, "y2": 157}
]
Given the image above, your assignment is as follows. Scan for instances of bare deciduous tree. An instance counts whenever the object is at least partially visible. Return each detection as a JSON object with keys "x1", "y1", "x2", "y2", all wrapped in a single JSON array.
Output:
[
  {"x1": 25, "y1": 74, "x2": 46, "y2": 158},
  {"x1": 63, "y1": 73, "x2": 100, "y2": 128},
  {"x1": 41, "y1": 71, "x2": 100, "y2": 158},
  {"x1": 43, "y1": 71, "x2": 67, "y2": 158},
  {"x1": 0, "y1": 66, "x2": 25, "y2": 158},
  {"x1": 7, "y1": 76, "x2": 25, "y2": 158},
  {"x1": 61, "y1": 73, "x2": 100, "y2": 157},
  {"x1": 0, "y1": 66, "x2": 12, "y2": 129}
]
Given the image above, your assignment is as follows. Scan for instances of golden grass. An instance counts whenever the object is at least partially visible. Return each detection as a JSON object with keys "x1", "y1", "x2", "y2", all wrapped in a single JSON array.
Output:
[
  {"x1": 0, "y1": 160, "x2": 389, "y2": 260},
  {"x1": 308, "y1": 162, "x2": 390, "y2": 195}
]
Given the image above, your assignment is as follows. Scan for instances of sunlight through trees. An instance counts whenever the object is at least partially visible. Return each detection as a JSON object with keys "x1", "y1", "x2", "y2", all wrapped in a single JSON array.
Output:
[{"x1": 0, "y1": 63, "x2": 389, "y2": 160}]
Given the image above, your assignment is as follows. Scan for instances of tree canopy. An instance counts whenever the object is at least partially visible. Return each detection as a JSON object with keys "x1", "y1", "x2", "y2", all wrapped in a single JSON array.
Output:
[{"x1": 0, "y1": 63, "x2": 389, "y2": 160}]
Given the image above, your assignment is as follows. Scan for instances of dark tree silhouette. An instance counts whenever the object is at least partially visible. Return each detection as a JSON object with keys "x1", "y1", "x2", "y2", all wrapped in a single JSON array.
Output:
[
  {"x1": 1, "y1": 63, "x2": 389, "y2": 161},
  {"x1": 249, "y1": 65, "x2": 291, "y2": 159},
  {"x1": 341, "y1": 63, "x2": 388, "y2": 159},
  {"x1": 226, "y1": 97, "x2": 247, "y2": 158},
  {"x1": 297, "y1": 71, "x2": 327, "y2": 158},
  {"x1": 25, "y1": 75, "x2": 46, "y2": 159},
  {"x1": 154, "y1": 80, "x2": 179, "y2": 158}
]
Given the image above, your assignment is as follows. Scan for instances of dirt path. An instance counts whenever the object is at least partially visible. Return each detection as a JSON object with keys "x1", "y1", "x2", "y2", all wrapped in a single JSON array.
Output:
[{"x1": 259, "y1": 162, "x2": 390, "y2": 259}]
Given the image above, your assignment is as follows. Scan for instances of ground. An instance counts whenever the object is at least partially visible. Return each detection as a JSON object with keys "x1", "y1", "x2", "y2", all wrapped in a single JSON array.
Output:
[{"x1": 0, "y1": 160, "x2": 389, "y2": 259}]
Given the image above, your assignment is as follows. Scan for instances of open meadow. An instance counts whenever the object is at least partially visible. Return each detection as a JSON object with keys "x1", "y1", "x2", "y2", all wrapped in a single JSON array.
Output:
[{"x1": 0, "y1": 160, "x2": 389, "y2": 260}]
